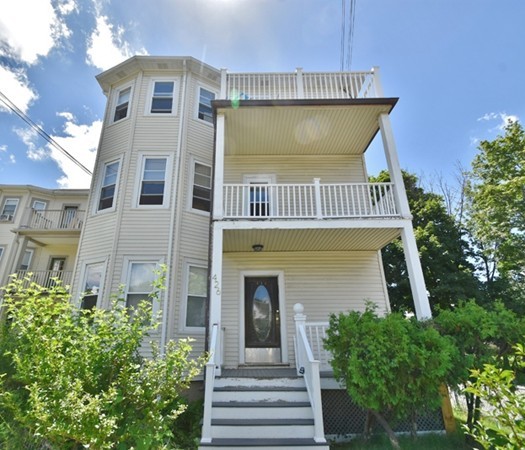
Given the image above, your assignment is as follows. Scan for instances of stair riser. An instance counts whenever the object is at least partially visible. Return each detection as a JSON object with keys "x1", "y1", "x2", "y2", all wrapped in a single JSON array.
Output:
[
  {"x1": 199, "y1": 446, "x2": 329, "y2": 450},
  {"x1": 199, "y1": 446, "x2": 330, "y2": 450},
  {"x1": 212, "y1": 391, "x2": 308, "y2": 403},
  {"x1": 211, "y1": 425, "x2": 315, "y2": 439},
  {"x1": 211, "y1": 406, "x2": 313, "y2": 420},
  {"x1": 214, "y1": 378, "x2": 304, "y2": 389}
]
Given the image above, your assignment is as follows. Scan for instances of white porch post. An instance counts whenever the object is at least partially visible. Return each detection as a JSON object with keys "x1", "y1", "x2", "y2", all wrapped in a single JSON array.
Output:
[
  {"x1": 313, "y1": 178, "x2": 323, "y2": 219},
  {"x1": 401, "y1": 224, "x2": 432, "y2": 319},
  {"x1": 379, "y1": 113, "x2": 431, "y2": 320},
  {"x1": 296, "y1": 67, "x2": 304, "y2": 99},
  {"x1": 219, "y1": 68, "x2": 227, "y2": 99},
  {"x1": 213, "y1": 114, "x2": 225, "y2": 220},
  {"x1": 378, "y1": 113, "x2": 411, "y2": 218},
  {"x1": 209, "y1": 224, "x2": 223, "y2": 374},
  {"x1": 293, "y1": 303, "x2": 306, "y2": 374}
]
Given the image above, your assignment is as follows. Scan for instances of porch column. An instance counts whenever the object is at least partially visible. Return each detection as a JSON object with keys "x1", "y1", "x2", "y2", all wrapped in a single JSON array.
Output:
[
  {"x1": 212, "y1": 114, "x2": 225, "y2": 220},
  {"x1": 401, "y1": 223, "x2": 432, "y2": 320},
  {"x1": 378, "y1": 113, "x2": 411, "y2": 218},
  {"x1": 209, "y1": 224, "x2": 223, "y2": 373}
]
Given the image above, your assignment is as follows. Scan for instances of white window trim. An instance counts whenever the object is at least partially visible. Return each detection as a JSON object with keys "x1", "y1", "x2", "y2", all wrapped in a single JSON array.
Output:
[
  {"x1": 95, "y1": 156, "x2": 123, "y2": 215},
  {"x1": 31, "y1": 199, "x2": 48, "y2": 210},
  {"x1": 145, "y1": 77, "x2": 179, "y2": 116},
  {"x1": 1, "y1": 197, "x2": 20, "y2": 221},
  {"x1": 194, "y1": 84, "x2": 218, "y2": 125},
  {"x1": 188, "y1": 157, "x2": 212, "y2": 216},
  {"x1": 180, "y1": 260, "x2": 208, "y2": 334},
  {"x1": 122, "y1": 256, "x2": 164, "y2": 315},
  {"x1": 110, "y1": 82, "x2": 134, "y2": 124},
  {"x1": 20, "y1": 249, "x2": 34, "y2": 271},
  {"x1": 239, "y1": 270, "x2": 288, "y2": 365},
  {"x1": 133, "y1": 153, "x2": 173, "y2": 209},
  {"x1": 242, "y1": 174, "x2": 277, "y2": 217},
  {"x1": 77, "y1": 258, "x2": 108, "y2": 309}
]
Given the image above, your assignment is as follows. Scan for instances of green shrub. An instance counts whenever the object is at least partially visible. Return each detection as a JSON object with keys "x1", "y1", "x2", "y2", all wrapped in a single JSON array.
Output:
[{"x1": 0, "y1": 275, "x2": 205, "y2": 449}]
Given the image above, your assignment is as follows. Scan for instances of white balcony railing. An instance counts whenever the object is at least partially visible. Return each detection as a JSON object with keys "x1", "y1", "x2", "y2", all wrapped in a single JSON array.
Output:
[
  {"x1": 23, "y1": 209, "x2": 85, "y2": 230},
  {"x1": 223, "y1": 181, "x2": 397, "y2": 219},
  {"x1": 224, "y1": 69, "x2": 380, "y2": 101},
  {"x1": 15, "y1": 270, "x2": 73, "y2": 289},
  {"x1": 305, "y1": 322, "x2": 331, "y2": 372}
]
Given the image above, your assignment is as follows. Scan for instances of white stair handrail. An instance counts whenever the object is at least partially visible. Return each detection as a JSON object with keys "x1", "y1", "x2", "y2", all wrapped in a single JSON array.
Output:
[
  {"x1": 200, "y1": 323, "x2": 220, "y2": 444},
  {"x1": 294, "y1": 303, "x2": 326, "y2": 444}
]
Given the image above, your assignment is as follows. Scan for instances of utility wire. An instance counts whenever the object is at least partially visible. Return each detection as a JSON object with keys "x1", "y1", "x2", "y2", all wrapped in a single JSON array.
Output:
[
  {"x1": 0, "y1": 89, "x2": 93, "y2": 176},
  {"x1": 340, "y1": 0, "x2": 357, "y2": 71}
]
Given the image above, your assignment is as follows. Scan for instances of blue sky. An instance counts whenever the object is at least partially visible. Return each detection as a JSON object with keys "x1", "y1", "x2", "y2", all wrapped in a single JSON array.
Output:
[{"x1": 0, "y1": 0, "x2": 523, "y2": 189}]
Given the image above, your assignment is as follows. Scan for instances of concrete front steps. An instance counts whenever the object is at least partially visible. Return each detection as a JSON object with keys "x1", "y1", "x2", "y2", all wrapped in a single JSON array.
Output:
[{"x1": 199, "y1": 372, "x2": 329, "y2": 450}]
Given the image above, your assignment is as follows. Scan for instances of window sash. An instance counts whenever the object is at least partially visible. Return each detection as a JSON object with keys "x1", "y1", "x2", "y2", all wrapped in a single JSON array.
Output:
[
  {"x1": 192, "y1": 163, "x2": 211, "y2": 212},
  {"x1": 198, "y1": 88, "x2": 215, "y2": 123},
  {"x1": 114, "y1": 87, "x2": 131, "y2": 121},
  {"x1": 139, "y1": 158, "x2": 166, "y2": 205},
  {"x1": 126, "y1": 262, "x2": 158, "y2": 309},
  {"x1": 2, "y1": 198, "x2": 19, "y2": 217},
  {"x1": 151, "y1": 81, "x2": 174, "y2": 113},
  {"x1": 99, "y1": 161, "x2": 120, "y2": 210},
  {"x1": 185, "y1": 265, "x2": 207, "y2": 328}
]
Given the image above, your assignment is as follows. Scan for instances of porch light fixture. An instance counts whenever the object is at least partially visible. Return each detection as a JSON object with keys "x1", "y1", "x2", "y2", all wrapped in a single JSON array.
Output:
[{"x1": 252, "y1": 244, "x2": 264, "y2": 252}]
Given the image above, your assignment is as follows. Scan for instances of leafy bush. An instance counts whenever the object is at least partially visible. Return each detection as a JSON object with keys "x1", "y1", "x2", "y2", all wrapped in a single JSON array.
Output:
[
  {"x1": 464, "y1": 343, "x2": 525, "y2": 449},
  {"x1": 324, "y1": 306, "x2": 456, "y2": 448},
  {"x1": 0, "y1": 276, "x2": 205, "y2": 449}
]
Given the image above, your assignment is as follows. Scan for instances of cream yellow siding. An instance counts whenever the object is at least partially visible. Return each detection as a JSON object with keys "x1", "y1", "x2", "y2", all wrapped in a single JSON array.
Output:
[{"x1": 220, "y1": 250, "x2": 390, "y2": 368}]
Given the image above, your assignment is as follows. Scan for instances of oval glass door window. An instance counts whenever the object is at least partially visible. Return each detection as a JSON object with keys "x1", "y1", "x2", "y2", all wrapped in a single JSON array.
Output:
[{"x1": 252, "y1": 285, "x2": 272, "y2": 342}]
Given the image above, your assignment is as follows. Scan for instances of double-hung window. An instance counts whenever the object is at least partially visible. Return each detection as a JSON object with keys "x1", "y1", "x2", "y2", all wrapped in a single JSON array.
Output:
[
  {"x1": 150, "y1": 81, "x2": 175, "y2": 114},
  {"x1": 114, "y1": 86, "x2": 131, "y2": 122},
  {"x1": 192, "y1": 162, "x2": 212, "y2": 212},
  {"x1": 98, "y1": 160, "x2": 120, "y2": 211},
  {"x1": 185, "y1": 264, "x2": 207, "y2": 329},
  {"x1": 81, "y1": 262, "x2": 104, "y2": 310},
  {"x1": 1, "y1": 198, "x2": 19, "y2": 221},
  {"x1": 197, "y1": 87, "x2": 215, "y2": 123},
  {"x1": 139, "y1": 157, "x2": 167, "y2": 206},
  {"x1": 125, "y1": 261, "x2": 159, "y2": 312},
  {"x1": 0, "y1": 247, "x2": 4, "y2": 261},
  {"x1": 19, "y1": 249, "x2": 33, "y2": 271}
]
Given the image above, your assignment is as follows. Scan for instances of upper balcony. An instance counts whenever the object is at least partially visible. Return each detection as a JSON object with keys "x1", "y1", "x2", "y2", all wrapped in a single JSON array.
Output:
[
  {"x1": 15, "y1": 208, "x2": 85, "y2": 246},
  {"x1": 214, "y1": 68, "x2": 396, "y2": 159},
  {"x1": 220, "y1": 68, "x2": 382, "y2": 101}
]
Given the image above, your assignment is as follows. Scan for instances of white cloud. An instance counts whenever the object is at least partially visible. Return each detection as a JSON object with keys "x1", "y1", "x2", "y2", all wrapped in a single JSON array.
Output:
[
  {"x1": 478, "y1": 112, "x2": 519, "y2": 131},
  {"x1": 14, "y1": 127, "x2": 47, "y2": 161},
  {"x1": 0, "y1": 0, "x2": 75, "y2": 65},
  {"x1": 86, "y1": 15, "x2": 148, "y2": 71},
  {"x1": 49, "y1": 115, "x2": 101, "y2": 188},
  {"x1": 0, "y1": 145, "x2": 6, "y2": 152},
  {"x1": 9, "y1": 154, "x2": 16, "y2": 164},
  {"x1": 15, "y1": 114, "x2": 101, "y2": 188},
  {"x1": 0, "y1": 66, "x2": 38, "y2": 114}
]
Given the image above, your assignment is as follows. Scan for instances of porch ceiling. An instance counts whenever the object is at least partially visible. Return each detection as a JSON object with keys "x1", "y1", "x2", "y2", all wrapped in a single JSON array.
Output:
[
  {"x1": 214, "y1": 99, "x2": 397, "y2": 157},
  {"x1": 223, "y1": 226, "x2": 401, "y2": 252}
]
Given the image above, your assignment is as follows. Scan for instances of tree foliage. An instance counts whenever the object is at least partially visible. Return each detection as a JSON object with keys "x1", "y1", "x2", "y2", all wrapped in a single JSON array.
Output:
[
  {"x1": 372, "y1": 171, "x2": 478, "y2": 313},
  {"x1": 464, "y1": 343, "x2": 525, "y2": 449},
  {"x1": 0, "y1": 276, "x2": 205, "y2": 449},
  {"x1": 433, "y1": 301, "x2": 523, "y2": 431},
  {"x1": 465, "y1": 120, "x2": 525, "y2": 313},
  {"x1": 324, "y1": 306, "x2": 456, "y2": 448}
]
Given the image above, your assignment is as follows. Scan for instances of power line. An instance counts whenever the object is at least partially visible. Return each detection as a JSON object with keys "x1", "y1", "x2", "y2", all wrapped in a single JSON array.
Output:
[
  {"x1": 0, "y1": 89, "x2": 93, "y2": 176},
  {"x1": 340, "y1": 0, "x2": 357, "y2": 71}
]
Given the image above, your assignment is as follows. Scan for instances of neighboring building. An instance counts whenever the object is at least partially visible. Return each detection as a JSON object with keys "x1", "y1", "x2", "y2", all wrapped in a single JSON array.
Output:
[
  {"x1": 0, "y1": 56, "x2": 436, "y2": 448},
  {"x1": 0, "y1": 185, "x2": 88, "y2": 290}
]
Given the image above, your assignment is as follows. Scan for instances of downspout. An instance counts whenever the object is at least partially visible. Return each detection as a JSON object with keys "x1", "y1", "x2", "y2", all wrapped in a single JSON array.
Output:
[{"x1": 160, "y1": 60, "x2": 188, "y2": 354}]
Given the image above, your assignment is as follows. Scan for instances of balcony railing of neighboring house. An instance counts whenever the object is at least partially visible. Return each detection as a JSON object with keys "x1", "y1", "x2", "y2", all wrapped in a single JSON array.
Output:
[
  {"x1": 223, "y1": 181, "x2": 397, "y2": 219},
  {"x1": 23, "y1": 209, "x2": 85, "y2": 230},
  {"x1": 223, "y1": 68, "x2": 380, "y2": 101},
  {"x1": 15, "y1": 270, "x2": 73, "y2": 290}
]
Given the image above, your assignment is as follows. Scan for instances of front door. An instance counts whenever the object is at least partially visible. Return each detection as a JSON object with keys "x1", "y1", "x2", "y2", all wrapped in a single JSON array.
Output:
[{"x1": 244, "y1": 276, "x2": 281, "y2": 364}]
